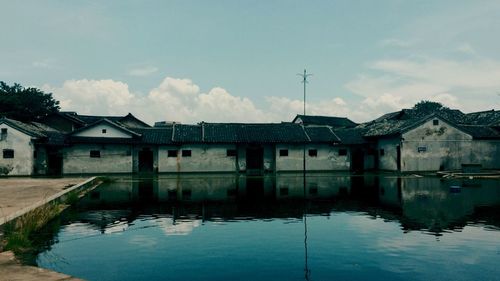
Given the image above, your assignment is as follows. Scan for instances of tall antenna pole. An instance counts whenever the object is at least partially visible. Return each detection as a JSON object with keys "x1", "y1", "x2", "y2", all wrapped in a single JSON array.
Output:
[{"x1": 297, "y1": 69, "x2": 312, "y2": 115}]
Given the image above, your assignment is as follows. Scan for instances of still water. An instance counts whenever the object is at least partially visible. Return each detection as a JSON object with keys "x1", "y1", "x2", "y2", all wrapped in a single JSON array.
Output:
[{"x1": 36, "y1": 173, "x2": 500, "y2": 281}]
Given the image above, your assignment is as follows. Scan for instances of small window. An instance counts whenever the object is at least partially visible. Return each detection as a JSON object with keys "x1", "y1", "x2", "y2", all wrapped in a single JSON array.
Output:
[
  {"x1": 90, "y1": 150, "x2": 101, "y2": 158},
  {"x1": 0, "y1": 128, "x2": 6, "y2": 140},
  {"x1": 279, "y1": 149, "x2": 288, "y2": 157},
  {"x1": 417, "y1": 146, "x2": 427, "y2": 153},
  {"x1": 280, "y1": 187, "x2": 289, "y2": 196},
  {"x1": 226, "y1": 149, "x2": 237, "y2": 157},
  {"x1": 433, "y1": 119, "x2": 439, "y2": 126},
  {"x1": 168, "y1": 150, "x2": 178, "y2": 157},
  {"x1": 338, "y1": 149, "x2": 347, "y2": 156},
  {"x1": 102, "y1": 129, "x2": 107, "y2": 134},
  {"x1": 3, "y1": 149, "x2": 14, "y2": 159},
  {"x1": 380, "y1": 149, "x2": 385, "y2": 156},
  {"x1": 182, "y1": 150, "x2": 192, "y2": 157},
  {"x1": 308, "y1": 149, "x2": 317, "y2": 157}
]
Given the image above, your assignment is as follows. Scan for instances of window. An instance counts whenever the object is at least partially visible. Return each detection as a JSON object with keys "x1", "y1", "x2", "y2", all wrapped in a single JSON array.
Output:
[
  {"x1": 182, "y1": 150, "x2": 192, "y2": 157},
  {"x1": 338, "y1": 149, "x2": 347, "y2": 156},
  {"x1": 417, "y1": 146, "x2": 427, "y2": 153},
  {"x1": 3, "y1": 149, "x2": 14, "y2": 159},
  {"x1": 102, "y1": 129, "x2": 107, "y2": 134},
  {"x1": 168, "y1": 150, "x2": 178, "y2": 157},
  {"x1": 90, "y1": 150, "x2": 101, "y2": 158},
  {"x1": 226, "y1": 149, "x2": 237, "y2": 157},
  {"x1": 380, "y1": 149, "x2": 385, "y2": 156},
  {"x1": 433, "y1": 119, "x2": 439, "y2": 126},
  {"x1": 279, "y1": 149, "x2": 288, "y2": 157},
  {"x1": 280, "y1": 187, "x2": 289, "y2": 196},
  {"x1": 0, "y1": 128, "x2": 6, "y2": 140},
  {"x1": 308, "y1": 149, "x2": 318, "y2": 157}
]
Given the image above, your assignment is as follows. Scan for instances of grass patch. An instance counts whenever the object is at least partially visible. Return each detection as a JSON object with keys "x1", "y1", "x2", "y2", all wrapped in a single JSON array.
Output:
[{"x1": 1, "y1": 202, "x2": 65, "y2": 255}]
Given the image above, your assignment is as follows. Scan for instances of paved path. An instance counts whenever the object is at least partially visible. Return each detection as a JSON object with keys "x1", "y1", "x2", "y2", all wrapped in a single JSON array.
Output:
[
  {"x1": 0, "y1": 177, "x2": 96, "y2": 281},
  {"x1": 0, "y1": 251, "x2": 83, "y2": 281},
  {"x1": 0, "y1": 177, "x2": 88, "y2": 225}
]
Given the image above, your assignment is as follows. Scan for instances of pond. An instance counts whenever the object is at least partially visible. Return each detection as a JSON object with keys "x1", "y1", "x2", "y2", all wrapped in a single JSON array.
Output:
[{"x1": 34, "y1": 173, "x2": 500, "y2": 281}]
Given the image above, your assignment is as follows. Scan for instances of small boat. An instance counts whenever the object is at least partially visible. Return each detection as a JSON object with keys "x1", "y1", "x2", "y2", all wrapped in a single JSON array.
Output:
[{"x1": 449, "y1": 185, "x2": 461, "y2": 193}]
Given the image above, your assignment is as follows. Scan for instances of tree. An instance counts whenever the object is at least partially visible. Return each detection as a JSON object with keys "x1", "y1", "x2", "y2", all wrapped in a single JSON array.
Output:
[
  {"x1": 0, "y1": 81, "x2": 60, "y2": 122},
  {"x1": 412, "y1": 100, "x2": 447, "y2": 113}
]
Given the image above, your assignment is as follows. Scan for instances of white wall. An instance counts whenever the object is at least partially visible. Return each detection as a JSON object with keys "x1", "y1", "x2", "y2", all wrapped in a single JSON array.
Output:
[
  {"x1": 73, "y1": 124, "x2": 133, "y2": 138},
  {"x1": 158, "y1": 144, "x2": 237, "y2": 173},
  {"x1": 63, "y1": 144, "x2": 133, "y2": 174},
  {"x1": 401, "y1": 118, "x2": 473, "y2": 171},
  {"x1": 275, "y1": 144, "x2": 350, "y2": 171},
  {"x1": 0, "y1": 124, "x2": 35, "y2": 175},
  {"x1": 377, "y1": 137, "x2": 401, "y2": 171}
]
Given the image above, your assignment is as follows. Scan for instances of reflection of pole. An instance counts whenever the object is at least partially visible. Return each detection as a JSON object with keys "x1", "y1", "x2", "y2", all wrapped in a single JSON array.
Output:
[
  {"x1": 304, "y1": 205, "x2": 311, "y2": 280},
  {"x1": 298, "y1": 69, "x2": 312, "y2": 280}
]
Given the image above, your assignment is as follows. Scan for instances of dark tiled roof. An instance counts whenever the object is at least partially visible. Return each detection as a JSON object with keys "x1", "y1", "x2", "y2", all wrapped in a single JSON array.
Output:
[
  {"x1": 459, "y1": 125, "x2": 500, "y2": 139},
  {"x1": 293, "y1": 115, "x2": 357, "y2": 128},
  {"x1": 173, "y1": 124, "x2": 203, "y2": 143},
  {"x1": 202, "y1": 123, "x2": 311, "y2": 143},
  {"x1": 133, "y1": 128, "x2": 174, "y2": 144},
  {"x1": 0, "y1": 117, "x2": 47, "y2": 137},
  {"x1": 67, "y1": 136, "x2": 139, "y2": 144},
  {"x1": 333, "y1": 128, "x2": 369, "y2": 144},
  {"x1": 303, "y1": 126, "x2": 340, "y2": 142},
  {"x1": 59, "y1": 112, "x2": 150, "y2": 128},
  {"x1": 463, "y1": 110, "x2": 500, "y2": 125}
]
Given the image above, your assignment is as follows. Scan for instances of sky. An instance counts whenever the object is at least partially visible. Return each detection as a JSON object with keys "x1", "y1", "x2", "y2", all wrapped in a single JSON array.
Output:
[{"x1": 1, "y1": 0, "x2": 500, "y2": 124}]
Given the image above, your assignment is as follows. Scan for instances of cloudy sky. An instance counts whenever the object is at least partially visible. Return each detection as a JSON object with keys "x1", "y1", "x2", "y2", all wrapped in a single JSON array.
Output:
[{"x1": 1, "y1": 0, "x2": 500, "y2": 124}]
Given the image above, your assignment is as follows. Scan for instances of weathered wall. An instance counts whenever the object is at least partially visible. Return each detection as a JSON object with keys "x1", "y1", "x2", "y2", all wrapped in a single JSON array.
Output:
[
  {"x1": 236, "y1": 145, "x2": 274, "y2": 172},
  {"x1": 158, "y1": 144, "x2": 237, "y2": 173},
  {"x1": 401, "y1": 119, "x2": 473, "y2": 171},
  {"x1": 63, "y1": 144, "x2": 133, "y2": 174},
  {"x1": 377, "y1": 137, "x2": 400, "y2": 171},
  {"x1": 33, "y1": 145, "x2": 48, "y2": 175},
  {"x1": 0, "y1": 124, "x2": 35, "y2": 175},
  {"x1": 73, "y1": 124, "x2": 133, "y2": 138},
  {"x1": 275, "y1": 144, "x2": 350, "y2": 171},
  {"x1": 275, "y1": 173, "x2": 351, "y2": 199},
  {"x1": 469, "y1": 140, "x2": 500, "y2": 169},
  {"x1": 156, "y1": 174, "x2": 238, "y2": 201}
]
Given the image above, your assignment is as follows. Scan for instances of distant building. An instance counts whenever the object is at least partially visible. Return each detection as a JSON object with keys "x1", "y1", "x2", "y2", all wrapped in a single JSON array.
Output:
[{"x1": 1, "y1": 107, "x2": 498, "y2": 176}]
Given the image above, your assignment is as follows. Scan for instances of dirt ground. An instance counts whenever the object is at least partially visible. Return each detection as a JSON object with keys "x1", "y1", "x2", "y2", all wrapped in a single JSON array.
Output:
[{"x1": 0, "y1": 177, "x2": 87, "y2": 225}]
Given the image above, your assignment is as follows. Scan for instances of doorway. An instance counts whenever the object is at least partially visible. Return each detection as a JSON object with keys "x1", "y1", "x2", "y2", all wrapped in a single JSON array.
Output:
[
  {"x1": 246, "y1": 146, "x2": 264, "y2": 172},
  {"x1": 47, "y1": 150, "x2": 63, "y2": 176},
  {"x1": 138, "y1": 148, "x2": 154, "y2": 173},
  {"x1": 351, "y1": 148, "x2": 364, "y2": 173},
  {"x1": 396, "y1": 145, "x2": 401, "y2": 171}
]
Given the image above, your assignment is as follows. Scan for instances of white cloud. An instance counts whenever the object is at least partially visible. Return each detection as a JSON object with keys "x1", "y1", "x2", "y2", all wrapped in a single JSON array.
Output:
[
  {"x1": 345, "y1": 56, "x2": 500, "y2": 117},
  {"x1": 378, "y1": 38, "x2": 413, "y2": 48},
  {"x1": 128, "y1": 66, "x2": 158, "y2": 77},
  {"x1": 44, "y1": 79, "x2": 135, "y2": 116}
]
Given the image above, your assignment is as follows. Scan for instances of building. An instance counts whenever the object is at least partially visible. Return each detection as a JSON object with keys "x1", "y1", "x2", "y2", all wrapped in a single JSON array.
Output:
[{"x1": 1, "y1": 107, "x2": 498, "y2": 176}]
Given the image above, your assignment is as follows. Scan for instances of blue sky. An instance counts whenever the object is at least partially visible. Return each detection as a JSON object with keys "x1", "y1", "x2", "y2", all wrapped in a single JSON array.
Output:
[{"x1": 1, "y1": 0, "x2": 500, "y2": 124}]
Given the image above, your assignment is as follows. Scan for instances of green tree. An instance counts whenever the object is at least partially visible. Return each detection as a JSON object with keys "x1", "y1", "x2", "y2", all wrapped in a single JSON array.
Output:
[
  {"x1": 412, "y1": 100, "x2": 447, "y2": 113},
  {"x1": 0, "y1": 81, "x2": 60, "y2": 121}
]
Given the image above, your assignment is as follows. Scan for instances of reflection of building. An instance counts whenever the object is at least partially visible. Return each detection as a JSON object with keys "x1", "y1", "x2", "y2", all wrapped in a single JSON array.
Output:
[
  {"x1": 378, "y1": 177, "x2": 500, "y2": 233},
  {"x1": 76, "y1": 174, "x2": 500, "y2": 236}
]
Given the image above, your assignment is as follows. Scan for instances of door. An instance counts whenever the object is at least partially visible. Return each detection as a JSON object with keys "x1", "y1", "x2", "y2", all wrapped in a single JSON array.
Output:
[
  {"x1": 396, "y1": 145, "x2": 401, "y2": 171},
  {"x1": 246, "y1": 146, "x2": 264, "y2": 172},
  {"x1": 47, "y1": 150, "x2": 63, "y2": 176},
  {"x1": 351, "y1": 148, "x2": 364, "y2": 173},
  {"x1": 138, "y1": 148, "x2": 154, "y2": 173}
]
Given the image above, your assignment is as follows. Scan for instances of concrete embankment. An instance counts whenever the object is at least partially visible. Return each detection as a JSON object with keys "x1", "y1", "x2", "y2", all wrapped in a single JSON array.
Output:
[{"x1": 0, "y1": 177, "x2": 101, "y2": 281}]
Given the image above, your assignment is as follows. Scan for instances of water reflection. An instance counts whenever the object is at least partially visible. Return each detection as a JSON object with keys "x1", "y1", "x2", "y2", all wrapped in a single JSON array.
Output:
[
  {"x1": 75, "y1": 174, "x2": 500, "y2": 236},
  {"x1": 35, "y1": 173, "x2": 500, "y2": 281}
]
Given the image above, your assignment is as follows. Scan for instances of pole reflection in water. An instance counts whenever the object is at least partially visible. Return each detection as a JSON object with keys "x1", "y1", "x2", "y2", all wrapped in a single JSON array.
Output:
[{"x1": 32, "y1": 173, "x2": 500, "y2": 281}]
